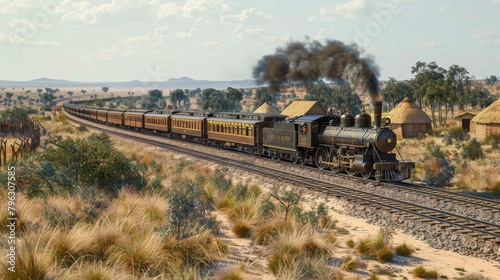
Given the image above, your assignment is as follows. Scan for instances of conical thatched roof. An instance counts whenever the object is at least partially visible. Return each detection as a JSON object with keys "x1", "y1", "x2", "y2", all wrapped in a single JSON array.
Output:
[
  {"x1": 389, "y1": 97, "x2": 432, "y2": 124},
  {"x1": 281, "y1": 101, "x2": 327, "y2": 118},
  {"x1": 471, "y1": 99, "x2": 500, "y2": 124},
  {"x1": 254, "y1": 102, "x2": 279, "y2": 114}
]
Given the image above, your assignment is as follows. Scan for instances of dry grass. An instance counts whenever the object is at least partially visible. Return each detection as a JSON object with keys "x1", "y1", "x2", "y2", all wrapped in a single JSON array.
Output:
[{"x1": 399, "y1": 129, "x2": 500, "y2": 193}]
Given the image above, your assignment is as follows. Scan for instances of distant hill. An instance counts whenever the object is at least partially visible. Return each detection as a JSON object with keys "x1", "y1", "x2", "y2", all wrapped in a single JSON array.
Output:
[{"x1": 0, "y1": 77, "x2": 258, "y2": 90}]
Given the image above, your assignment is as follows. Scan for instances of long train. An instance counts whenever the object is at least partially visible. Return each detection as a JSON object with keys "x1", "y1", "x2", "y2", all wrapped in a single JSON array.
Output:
[{"x1": 63, "y1": 101, "x2": 414, "y2": 182}]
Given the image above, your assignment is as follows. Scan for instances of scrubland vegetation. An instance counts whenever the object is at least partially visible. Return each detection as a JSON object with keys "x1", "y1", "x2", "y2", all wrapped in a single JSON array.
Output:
[
  {"x1": 1, "y1": 109, "x2": 498, "y2": 279},
  {"x1": 399, "y1": 126, "x2": 500, "y2": 194}
]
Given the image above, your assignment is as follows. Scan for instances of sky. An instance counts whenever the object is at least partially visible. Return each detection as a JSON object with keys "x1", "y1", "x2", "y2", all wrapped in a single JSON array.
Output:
[{"x1": 0, "y1": 0, "x2": 498, "y2": 82}]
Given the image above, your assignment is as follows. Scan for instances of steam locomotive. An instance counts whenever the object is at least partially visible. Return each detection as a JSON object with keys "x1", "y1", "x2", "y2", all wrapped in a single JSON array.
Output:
[{"x1": 63, "y1": 101, "x2": 414, "y2": 182}]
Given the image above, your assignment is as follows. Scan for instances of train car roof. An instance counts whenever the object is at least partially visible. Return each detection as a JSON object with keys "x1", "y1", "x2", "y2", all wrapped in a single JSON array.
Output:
[
  {"x1": 144, "y1": 112, "x2": 172, "y2": 117},
  {"x1": 295, "y1": 115, "x2": 331, "y2": 122},
  {"x1": 171, "y1": 114, "x2": 208, "y2": 120},
  {"x1": 207, "y1": 117, "x2": 262, "y2": 125},
  {"x1": 107, "y1": 108, "x2": 127, "y2": 112},
  {"x1": 214, "y1": 112, "x2": 285, "y2": 120},
  {"x1": 124, "y1": 110, "x2": 151, "y2": 116}
]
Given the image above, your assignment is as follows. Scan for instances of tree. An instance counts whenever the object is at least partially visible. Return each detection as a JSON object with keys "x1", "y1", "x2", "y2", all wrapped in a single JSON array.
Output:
[
  {"x1": 102, "y1": 86, "x2": 109, "y2": 93},
  {"x1": 381, "y1": 78, "x2": 412, "y2": 110},
  {"x1": 5, "y1": 92, "x2": 13, "y2": 99},
  {"x1": 410, "y1": 61, "x2": 448, "y2": 127},
  {"x1": 225, "y1": 87, "x2": 243, "y2": 111},
  {"x1": 16, "y1": 133, "x2": 143, "y2": 196},
  {"x1": 141, "y1": 89, "x2": 164, "y2": 110},
  {"x1": 81, "y1": 90, "x2": 87, "y2": 95},
  {"x1": 446, "y1": 64, "x2": 471, "y2": 113},
  {"x1": 197, "y1": 88, "x2": 231, "y2": 111},
  {"x1": 170, "y1": 89, "x2": 186, "y2": 109},
  {"x1": 36, "y1": 88, "x2": 43, "y2": 95},
  {"x1": 253, "y1": 87, "x2": 276, "y2": 111},
  {"x1": 67, "y1": 91, "x2": 73, "y2": 97},
  {"x1": 165, "y1": 180, "x2": 216, "y2": 240},
  {"x1": 269, "y1": 186, "x2": 303, "y2": 223}
]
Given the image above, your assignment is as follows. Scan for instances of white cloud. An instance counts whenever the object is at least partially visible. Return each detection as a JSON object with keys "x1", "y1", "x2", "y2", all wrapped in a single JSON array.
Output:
[
  {"x1": 319, "y1": 0, "x2": 404, "y2": 20},
  {"x1": 257, "y1": 34, "x2": 293, "y2": 46},
  {"x1": 418, "y1": 40, "x2": 444, "y2": 49},
  {"x1": 437, "y1": 2, "x2": 450, "y2": 13},
  {"x1": 221, "y1": 8, "x2": 274, "y2": 24},
  {"x1": 55, "y1": 0, "x2": 113, "y2": 24},
  {"x1": 307, "y1": 15, "x2": 316, "y2": 22},
  {"x1": 197, "y1": 40, "x2": 225, "y2": 48},
  {"x1": 172, "y1": 27, "x2": 196, "y2": 39},
  {"x1": 472, "y1": 30, "x2": 500, "y2": 46},
  {"x1": 0, "y1": 0, "x2": 33, "y2": 15},
  {"x1": 78, "y1": 46, "x2": 119, "y2": 62},
  {"x1": 313, "y1": 28, "x2": 334, "y2": 41},
  {"x1": 0, "y1": 31, "x2": 59, "y2": 48},
  {"x1": 158, "y1": 2, "x2": 180, "y2": 19},
  {"x1": 157, "y1": 0, "x2": 218, "y2": 19},
  {"x1": 493, "y1": 0, "x2": 500, "y2": 3},
  {"x1": 232, "y1": 25, "x2": 265, "y2": 40}
]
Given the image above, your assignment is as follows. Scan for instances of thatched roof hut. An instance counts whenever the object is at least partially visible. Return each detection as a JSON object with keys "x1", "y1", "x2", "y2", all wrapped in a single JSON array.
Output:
[
  {"x1": 453, "y1": 111, "x2": 476, "y2": 132},
  {"x1": 471, "y1": 99, "x2": 500, "y2": 141},
  {"x1": 387, "y1": 97, "x2": 432, "y2": 138},
  {"x1": 253, "y1": 102, "x2": 280, "y2": 114},
  {"x1": 281, "y1": 101, "x2": 327, "y2": 118}
]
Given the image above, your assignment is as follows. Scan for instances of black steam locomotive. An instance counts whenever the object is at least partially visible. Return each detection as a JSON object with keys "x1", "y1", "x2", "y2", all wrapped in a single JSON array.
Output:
[{"x1": 63, "y1": 101, "x2": 414, "y2": 182}]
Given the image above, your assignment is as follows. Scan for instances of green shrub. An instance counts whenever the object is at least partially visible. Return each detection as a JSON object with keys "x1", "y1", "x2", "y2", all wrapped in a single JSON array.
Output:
[
  {"x1": 164, "y1": 180, "x2": 217, "y2": 240},
  {"x1": 484, "y1": 134, "x2": 500, "y2": 150},
  {"x1": 423, "y1": 144, "x2": 455, "y2": 187},
  {"x1": 488, "y1": 182, "x2": 500, "y2": 196},
  {"x1": 448, "y1": 127, "x2": 469, "y2": 142},
  {"x1": 462, "y1": 138, "x2": 485, "y2": 160}
]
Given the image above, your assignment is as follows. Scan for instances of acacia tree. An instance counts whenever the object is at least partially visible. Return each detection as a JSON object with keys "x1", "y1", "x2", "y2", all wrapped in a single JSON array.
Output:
[
  {"x1": 253, "y1": 87, "x2": 276, "y2": 111},
  {"x1": 170, "y1": 89, "x2": 186, "y2": 109},
  {"x1": 141, "y1": 89, "x2": 165, "y2": 110},
  {"x1": 225, "y1": 87, "x2": 243, "y2": 111},
  {"x1": 165, "y1": 180, "x2": 216, "y2": 240},
  {"x1": 197, "y1": 88, "x2": 230, "y2": 111},
  {"x1": 410, "y1": 61, "x2": 449, "y2": 127},
  {"x1": 446, "y1": 64, "x2": 471, "y2": 113},
  {"x1": 381, "y1": 78, "x2": 412, "y2": 110}
]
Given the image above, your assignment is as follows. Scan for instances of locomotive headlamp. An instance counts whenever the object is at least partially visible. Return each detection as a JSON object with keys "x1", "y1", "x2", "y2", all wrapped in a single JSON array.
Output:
[{"x1": 387, "y1": 138, "x2": 392, "y2": 144}]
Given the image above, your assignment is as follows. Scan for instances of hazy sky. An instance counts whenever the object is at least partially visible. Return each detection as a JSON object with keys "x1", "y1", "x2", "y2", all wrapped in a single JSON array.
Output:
[{"x1": 0, "y1": 0, "x2": 498, "y2": 82}]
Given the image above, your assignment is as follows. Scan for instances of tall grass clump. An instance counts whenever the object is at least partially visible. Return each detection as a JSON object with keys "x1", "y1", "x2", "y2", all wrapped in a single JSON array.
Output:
[
  {"x1": 355, "y1": 230, "x2": 394, "y2": 262},
  {"x1": 395, "y1": 242, "x2": 416, "y2": 256},
  {"x1": 411, "y1": 266, "x2": 439, "y2": 279},
  {"x1": 266, "y1": 225, "x2": 335, "y2": 278}
]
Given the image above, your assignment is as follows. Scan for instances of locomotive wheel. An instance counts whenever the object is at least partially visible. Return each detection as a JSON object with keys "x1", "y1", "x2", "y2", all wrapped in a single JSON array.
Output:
[
  {"x1": 316, "y1": 147, "x2": 329, "y2": 170},
  {"x1": 361, "y1": 171, "x2": 372, "y2": 179},
  {"x1": 345, "y1": 150, "x2": 358, "y2": 176},
  {"x1": 329, "y1": 148, "x2": 342, "y2": 173}
]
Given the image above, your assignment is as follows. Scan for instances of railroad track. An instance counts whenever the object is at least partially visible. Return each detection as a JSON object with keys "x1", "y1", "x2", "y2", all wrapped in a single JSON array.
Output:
[{"x1": 64, "y1": 112, "x2": 500, "y2": 259}]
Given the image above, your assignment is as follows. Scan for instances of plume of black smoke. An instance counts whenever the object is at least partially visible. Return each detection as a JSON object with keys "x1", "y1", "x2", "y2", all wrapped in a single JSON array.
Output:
[{"x1": 253, "y1": 40, "x2": 381, "y2": 101}]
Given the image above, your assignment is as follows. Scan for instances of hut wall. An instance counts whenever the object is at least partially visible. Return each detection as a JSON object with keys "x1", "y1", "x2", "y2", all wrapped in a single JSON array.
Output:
[
  {"x1": 475, "y1": 123, "x2": 500, "y2": 141},
  {"x1": 401, "y1": 123, "x2": 431, "y2": 138}
]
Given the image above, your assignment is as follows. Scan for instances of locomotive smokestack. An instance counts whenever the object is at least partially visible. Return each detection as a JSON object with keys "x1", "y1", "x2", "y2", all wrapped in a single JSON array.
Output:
[{"x1": 372, "y1": 101, "x2": 382, "y2": 128}]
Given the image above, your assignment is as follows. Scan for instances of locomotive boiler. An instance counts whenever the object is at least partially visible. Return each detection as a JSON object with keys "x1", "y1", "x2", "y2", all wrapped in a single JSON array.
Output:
[{"x1": 316, "y1": 101, "x2": 414, "y2": 181}]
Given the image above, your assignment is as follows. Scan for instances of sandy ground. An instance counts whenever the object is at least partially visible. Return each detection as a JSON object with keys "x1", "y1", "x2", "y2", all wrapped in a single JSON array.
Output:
[{"x1": 217, "y1": 169, "x2": 500, "y2": 279}]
